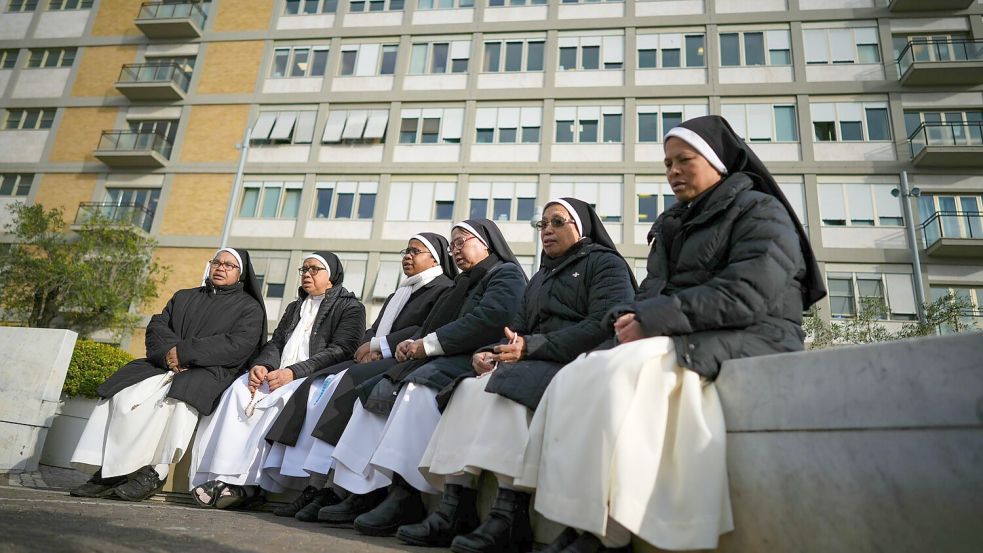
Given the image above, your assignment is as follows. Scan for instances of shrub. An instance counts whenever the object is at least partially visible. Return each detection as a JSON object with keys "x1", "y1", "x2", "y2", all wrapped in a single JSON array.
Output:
[{"x1": 62, "y1": 339, "x2": 133, "y2": 398}]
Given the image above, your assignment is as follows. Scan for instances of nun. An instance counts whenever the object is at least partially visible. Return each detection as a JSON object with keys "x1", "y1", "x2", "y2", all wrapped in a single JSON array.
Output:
[
  {"x1": 313, "y1": 219, "x2": 527, "y2": 530},
  {"x1": 262, "y1": 233, "x2": 457, "y2": 520},
  {"x1": 401, "y1": 199, "x2": 636, "y2": 552},
  {"x1": 69, "y1": 247, "x2": 266, "y2": 502},
  {"x1": 188, "y1": 251, "x2": 365, "y2": 509},
  {"x1": 517, "y1": 115, "x2": 826, "y2": 553}
]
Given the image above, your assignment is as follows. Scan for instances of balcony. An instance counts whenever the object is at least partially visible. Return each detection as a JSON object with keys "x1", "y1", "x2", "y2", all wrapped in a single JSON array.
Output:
[
  {"x1": 889, "y1": 0, "x2": 973, "y2": 11},
  {"x1": 115, "y1": 62, "x2": 191, "y2": 101},
  {"x1": 896, "y1": 39, "x2": 983, "y2": 86},
  {"x1": 74, "y1": 202, "x2": 156, "y2": 233},
  {"x1": 921, "y1": 211, "x2": 983, "y2": 257},
  {"x1": 94, "y1": 131, "x2": 172, "y2": 168},
  {"x1": 907, "y1": 121, "x2": 983, "y2": 167},
  {"x1": 134, "y1": 1, "x2": 207, "y2": 39}
]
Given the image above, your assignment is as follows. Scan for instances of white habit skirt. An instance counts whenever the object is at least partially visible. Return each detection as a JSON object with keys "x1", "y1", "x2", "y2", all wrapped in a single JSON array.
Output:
[
  {"x1": 189, "y1": 373, "x2": 304, "y2": 492},
  {"x1": 71, "y1": 373, "x2": 199, "y2": 478},
  {"x1": 515, "y1": 336, "x2": 733, "y2": 551},
  {"x1": 262, "y1": 370, "x2": 346, "y2": 485},
  {"x1": 420, "y1": 374, "x2": 532, "y2": 489}
]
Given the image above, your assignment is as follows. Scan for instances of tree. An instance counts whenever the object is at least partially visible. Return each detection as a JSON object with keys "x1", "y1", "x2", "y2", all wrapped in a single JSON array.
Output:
[{"x1": 0, "y1": 203, "x2": 168, "y2": 339}]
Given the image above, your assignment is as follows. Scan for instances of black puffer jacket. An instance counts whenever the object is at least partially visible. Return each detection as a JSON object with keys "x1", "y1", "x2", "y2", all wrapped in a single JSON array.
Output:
[
  {"x1": 626, "y1": 172, "x2": 807, "y2": 379},
  {"x1": 252, "y1": 286, "x2": 365, "y2": 378}
]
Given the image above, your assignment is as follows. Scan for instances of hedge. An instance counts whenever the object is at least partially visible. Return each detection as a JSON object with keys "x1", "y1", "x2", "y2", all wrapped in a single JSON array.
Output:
[{"x1": 62, "y1": 339, "x2": 133, "y2": 399}]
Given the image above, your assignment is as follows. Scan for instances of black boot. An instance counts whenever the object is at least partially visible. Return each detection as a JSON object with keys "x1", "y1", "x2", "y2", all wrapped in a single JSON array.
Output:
[
  {"x1": 353, "y1": 476, "x2": 427, "y2": 537},
  {"x1": 273, "y1": 485, "x2": 320, "y2": 517},
  {"x1": 560, "y1": 532, "x2": 632, "y2": 553},
  {"x1": 69, "y1": 469, "x2": 127, "y2": 498},
  {"x1": 449, "y1": 488, "x2": 532, "y2": 553},
  {"x1": 295, "y1": 488, "x2": 343, "y2": 522},
  {"x1": 538, "y1": 527, "x2": 580, "y2": 553},
  {"x1": 395, "y1": 483, "x2": 479, "y2": 547},
  {"x1": 317, "y1": 487, "x2": 387, "y2": 524}
]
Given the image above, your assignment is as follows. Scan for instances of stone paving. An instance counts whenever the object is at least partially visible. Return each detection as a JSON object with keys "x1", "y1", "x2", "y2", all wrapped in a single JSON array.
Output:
[{"x1": 0, "y1": 463, "x2": 90, "y2": 491}]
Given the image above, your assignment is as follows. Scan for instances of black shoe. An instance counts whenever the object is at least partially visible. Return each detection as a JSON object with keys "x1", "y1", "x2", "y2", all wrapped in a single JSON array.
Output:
[
  {"x1": 317, "y1": 487, "x2": 387, "y2": 524},
  {"x1": 450, "y1": 488, "x2": 532, "y2": 553},
  {"x1": 353, "y1": 477, "x2": 427, "y2": 537},
  {"x1": 111, "y1": 466, "x2": 165, "y2": 502},
  {"x1": 273, "y1": 486, "x2": 320, "y2": 517},
  {"x1": 69, "y1": 469, "x2": 127, "y2": 498},
  {"x1": 295, "y1": 488, "x2": 343, "y2": 522},
  {"x1": 538, "y1": 527, "x2": 580, "y2": 553},
  {"x1": 396, "y1": 484, "x2": 480, "y2": 547},
  {"x1": 559, "y1": 532, "x2": 632, "y2": 553}
]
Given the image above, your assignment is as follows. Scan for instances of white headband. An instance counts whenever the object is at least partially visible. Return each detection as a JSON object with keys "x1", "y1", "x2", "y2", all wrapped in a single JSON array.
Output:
[
  {"x1": 411, "y1": 234, "x2": 441, "y2": 264},
  {"x1": 664, "y1": 127, "x2": 728, "y2": 175},
  {"x1": 304, "y1": 253, "x2": 331, "y2": 281},
  {"x1": 452, "y1": 222, "x2": 488, "y2": 249},
  {"x1": 202, "y1": 247, "x2": 244, "y2": 286},
  {"x1": 545, "y1": 198, "x2": 583, "y2": 238}
]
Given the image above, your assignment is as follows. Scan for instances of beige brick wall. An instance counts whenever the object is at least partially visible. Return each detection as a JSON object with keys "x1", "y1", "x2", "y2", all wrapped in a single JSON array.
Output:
[
  {"x1": 32, "y1": 173, "x2": 98, "y2": 226},
  {"x1": 72, "y1": 45, "x2": 138, "y2": 97},
  {"x1": 124, "y1": 327, "x2": 146, "y2": 358},
  {"x1": 160, "y1": 174, "x2": 233, "y2": 237},
  {"x1": 196, "y1": 40, "x2": 263, "y2": 95},
  {"x1": 179, "y1": 104, "x2": 249, "y2": 163},
  {"x1": 91, "y1": 0, "x2": 143, "y2": 37},
  {"x1": 212, "y1": 0, "x2": 275, "y2": 32},
  {"x1": 143, "y1": 247, "x2": 213, "y2": 314},
  {"x1": 49, "y1": 107, "x2": 120, "y2": 163}
]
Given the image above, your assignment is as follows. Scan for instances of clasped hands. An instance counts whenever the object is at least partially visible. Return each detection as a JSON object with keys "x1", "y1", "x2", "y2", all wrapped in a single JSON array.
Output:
[
  {"x1": 353, "y1": 342, "x2": 383, "y2": 364},
  {"x1": 248, "y1": 365, "x2": 294, "y2": 392},
  {"x1": 472, "y1": 327, "x2": 525, "y2": 376},
  {"x1": 165, "y1": 346, "x2": 187, "y2": 373},
  {"x1": 613, "y1": 313, "x2": 644, "y2": 344},
  {"x1": 394, "y1": 338, "x2": 427, "y2": 362}
]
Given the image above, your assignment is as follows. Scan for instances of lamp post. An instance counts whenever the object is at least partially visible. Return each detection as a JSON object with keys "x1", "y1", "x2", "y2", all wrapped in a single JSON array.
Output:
[
  {"x1": 892, "y1": 170, "x2": 926, "y2": 324},
  {"x1": 530, "y1": 203, "x2": 542, "y2": 272},
  {"x1": 219, "y1": 127, "x2": 251, "y2": 249}
]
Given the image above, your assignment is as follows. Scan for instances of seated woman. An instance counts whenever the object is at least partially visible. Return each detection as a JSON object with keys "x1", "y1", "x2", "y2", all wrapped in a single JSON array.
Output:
[
  {"x1": 517, "y1": 115, "x2": 827, "y2": 553},
  {"x1": 70, "y1": 248, "x2": 266, "y2": 502},
  {"x1": 261, "y1": 233, "x2": 457, "y2": 519},
  {"x1": 404, "y1": 199, "x2": 636, "y2": 552},
  {"x1": 308, "y1": 219, "x2": 527, "y2": 527},
  {"x1": 188, "y1": 251, "x2": 365, "y2": 509}
]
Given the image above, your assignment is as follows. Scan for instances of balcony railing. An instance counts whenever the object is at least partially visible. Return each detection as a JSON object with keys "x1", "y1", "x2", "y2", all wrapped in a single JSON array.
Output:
[
  {"x1": 117, "y1": 62, "x2": 191, "y2": 92},
  {"x1": 97, "y1": 130, "x2": 172, "y2": 157},
  {"x1": 896, "y1": 38, "x2": 983, "y2": 75},
  {"x1": 921, "y1": 210, "x2": 983, "y2": 248},
  {"x1": 907, "y1": 121, "x2": 983, "y2": 157},
  {"x1": 937, "y1": 309, "x2": 982, "y2": 335},
  {"x1": 75, "y1": 202, "x2": 156, "y2": 233},
  {"x1": 135, "y1": 1, "x2": 207, "y2": 37}
]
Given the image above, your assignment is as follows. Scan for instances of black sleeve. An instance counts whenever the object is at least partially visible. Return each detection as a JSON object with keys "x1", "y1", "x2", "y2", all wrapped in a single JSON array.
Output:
[
  {"x1": 362, "y1": 294, "x2": 394, "y2": 343},
  {"x1": 145, "y1": 295, "x2": 180, "y2": 368},
  {"x1": 434, "y1": 264, "x2": 527, "y2": 356},
  {"x1": 382, "y1": 325, "x2": 420, "y2": 351},
  {"x1": 251, "y1": 300, "x2": 299, "y2": 370},
  {"x1": 289, "y1": 299, "x2": 367, "y2": 378},
  {"x1": 176, "y1": 300, "x2": 265, "y2": 369}
]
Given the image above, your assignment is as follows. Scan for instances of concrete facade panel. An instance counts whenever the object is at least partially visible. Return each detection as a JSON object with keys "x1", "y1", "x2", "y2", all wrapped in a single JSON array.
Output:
[
  {"x1": 718, "y1": 66, "x2": 793, "y2": 84},
  {"x1": 635, "y1": 68, "x2": 705, "y2": 86},
  {"x1": 483, "y1": 5, "x2": 548, "y2": 23},
  {"x1": 0, "y1": 13, "x2": 31, "y2": 40},
  {"x1": 49, "y1": 107, "x2": 119, "y2": 163},
  {"x1": 247, "y1": 145, "x2": 311, "y2": 163},
  {"x1": 635, "y1": 0, "x2": 703, "y2": 17},
  {"x1": 91, "y1": 0, "x2": 143, "y2": 37},
  {"x1": 11, "y1": 68, "x2": 71, "y2": 98},
  {"x1": 476, "y1": 72, "x2": 544, "y2": 89},
  {"x1": 820, "y1": 226, "x2": 908, "y2": 250},
  {"x1": 196, "y1": 41, "x2": 263, "y2": 95},
  {"x1": 558, "y1": 3, "x2": 623, "y2": 19},
  {"x1": 33, "y1": 173, "x2": 98, "y2": 225},
  {"x1": 0, "y1": 131, "x2": 47, "y2": 163},
  {"x1": 71, "y1": 45, "x2": 139, "y2": 97},
  {"x1": 213, "y1": 0, "x2": 275, "y2": 32},
  {"x1": 34, "y1": 10, "x2": 90, "y2": 38},
  {"x1": 342, "y1": 12, "x2": 403, "y2": 27},
  {"x1": 411, "y1": 8, "x2": 474, "y2": 26},
  {"x1": 277, "y1": 14, "x2": 335, "y2": 30},
  {"x1": 716, "y1": 0, "x2": 787, "y2": 12},
  {"x1": 230, "y1": 218, "x2": 297, "y2": 237},
  {"x1": 329, "y1": 75, "x2": 394, "y2": 92},
  {"x1": 262, "y1": 77, "x2": 324, "y2": 94},
  {"x1": 403, "y1": 74, "x2": 468, "y2": 91},
  {"x1": 806, "y1": 64, "x2": 885, "y2": 82},
  {"x1": 180, "y1": 104, "x2": 250, "y2": 163},
  {"x1": 305, "y1": 220, "x2": 373, "y2": 240},
  {"x1": 392, "y1": 144, "x2": 461, "y2": 163},
  {"x1": 318, "y1": 145, "x2": 385, "y2": 163},
  {"x1": 0, "y1": 71, "x2": 11, "y2": 97},
  {"x1": 159, "y1": 173, "x2": 234, "y2": 237},
  {"x1": 814, "y1": 142, "x2": 897, "y2": 161},
  {"x1": 470, "y1": 144, "x2": 540, "y2": 163}
]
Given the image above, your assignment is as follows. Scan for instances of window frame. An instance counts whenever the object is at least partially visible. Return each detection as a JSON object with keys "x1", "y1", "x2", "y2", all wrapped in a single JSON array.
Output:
[
  {"x1": 313, "y1": 181, "x2": 378, "y2": 220},
  {"x1": 718, "y1": 29, "x2": 791, "y2": 67},
  {"x1": 817, "y1": 182, "x2": 903, "y2": 228},
  {"x1": 810, "y1": 101, "x2": 892, "y2": 143},
  {"x1": 0, "y1": 173, "x2": 34, "y2": 197},
  {"x1": 554, "y1": 106, "x2": 623, "y2": 144},
  {"x1": 3, "y1": 108, "x2": 55, "y2": 130},
  {"x1": 482, "y1": 37, "x2": 546, "y2": 73},
  {"x1": 804, "y1": 26, "x2": 881, "y2": 65},
  {"x1": 283, "y1": 0, "x2": 338, "y2": 15},
  {"x1": 270, "y1": 45, "x2": 330, "y2": 78},
  {"x1": 468, "y1": 181, "x2": 537, "y2": 222},
  {"x1": 46, "y1": 0, "x2": 92, "y2": 10},
  {"x1": 238, "y1": 180, "x2": 305, "y2": 219},
  {"x1": 409, "y1": 40, "x2": 470, "y2": 75},
  {"x1": 557, "y1": 34, "x2": 624, "y2": 71},
  {"x1": 397, "y1": 108, "x2": 464, "y2": 144},
  {"x1": 636, "y1": 32, "x2": 707, "y2": 69},
  {"x1": 720, "y1": 102, "x2": 799, "y2": 143},
  {"x1": 25, "y1": 47, "x2": 76, "y2": 69},
  {"x1": 826, "y1": 271, "x2": 916, "y2": 321}
]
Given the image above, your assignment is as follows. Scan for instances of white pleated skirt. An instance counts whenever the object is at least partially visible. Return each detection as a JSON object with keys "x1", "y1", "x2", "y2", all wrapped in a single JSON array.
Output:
[{"x1": 71, "y1": 373, "x2": 199, "y2": 479}]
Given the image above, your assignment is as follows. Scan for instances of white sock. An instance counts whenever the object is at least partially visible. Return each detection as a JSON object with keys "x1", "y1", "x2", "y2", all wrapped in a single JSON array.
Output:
[{"x1": 153, "y1": 464, "x2": 169, "y2": 480}]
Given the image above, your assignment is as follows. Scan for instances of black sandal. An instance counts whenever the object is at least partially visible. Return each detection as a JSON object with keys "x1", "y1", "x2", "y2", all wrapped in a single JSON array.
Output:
[{"x1": 193, "y1": 480, "x2": 267, "y2": 510}]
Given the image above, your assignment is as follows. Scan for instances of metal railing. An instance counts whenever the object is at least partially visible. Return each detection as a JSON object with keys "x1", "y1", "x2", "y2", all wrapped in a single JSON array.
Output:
[
  {"x1": 96, "y1": 130, "x2": 173, "y2": 158},
  {"x1": 117, "y1": 62, "x2": 191, "y2": 92},
  {"x1": 896, "y1": 38, "x2": 983, "y2": 75},
  {"x1": 920, "y1": 210, "x2": 983, "y2": 248},
  {"x1": 75, "y1": 202, "x2": 156, "y2": 232},
  {"x1": 907, "y1": 121, "x2": 983, "y2": 157},
  {"x1": 136, "y1": 1, "x2": 207, "y2": 28}
]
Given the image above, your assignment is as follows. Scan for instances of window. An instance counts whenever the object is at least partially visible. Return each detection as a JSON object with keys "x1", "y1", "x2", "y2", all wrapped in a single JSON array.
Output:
[
  {"x1": 904, "y1": 110, "x2": 983, "y2": 146},
  {"x1": 1, "y1": 49, "x2": 17, "y2": 69},
  {"x1": 238, "y1": 181, "x2": 304, "y2": 219},
  {"x1": 475, "y1": 106, "x2": 541, "y2": 144},
  {"x1": 811, "y1": 102, "x2": 891, "y2": 142},
  {"x1": 635, "y1": 181, "x2": 679, "y2": 223},
  {"x1": 637, "y1": 104, "x2": 709, "y2": 142},
  {"x1": 0, "y1": 173, "x2": 33, "y2": 197},
  {"x1": 555, "y1": 106, "x2": 622, "y2": 143},
  {"x1": 720, "y1": 103, "x2": 799, "y2": 142},
  {"x1": 102, "y1": 187, "x2": 160, "y2": 232},
  {"x1": 483, "y1": 38, "x2": 545, "y2": 72},
  {"x1": 322, "y1": 109, "x2": 389, "y2": 144},
  {"x1": 818, "y1": 182, "x2": 902, "y2": 227},
  {"x1": 25, "y1": 48, "x2": 76, "y2": 69},
  {"x1": 339, "y1": 43, "x2": 398, "y2": 76},
  {"x1": 250, "y1": 110, "x2": 317, "y2": 145},
  {"x1": 804, "y1": 26, "x2": 880, "y2": 65},
  {"x1": 284, "y1": 0, "x2": 338, "y2": 14},
  {"x1": 386, "y1": 181, "x2": 457, "y2": 221},
  {"x1": 488, "y1": 0, "x2": 548, "y2": 5},
  {"x1": 918, "y1": 194, "x2": 983, "y2": 243},
  {"x1": 468, "y1": 181, "x2": 537, "y2": 222},
  {"x1": 336, "y1": 253, "x2": 368, "y2": 298},
  {"x1": 314, "y1": 181, "x2": 378, "y2": 219},
  {"x1": 550, "y1": 179, "x2": 622, "y2": 222},
  {"x1": 637, "y1": 33, "x2": 705, "y2": 68},
  {"x1": 558, "y1": 34, "x2": 624, "y2": 70},
  {"x1": 250, "y1": 252, "x2": 290, "y2": 299},
  {"x1": 7, "y1": 1, "x2": 39, "y2": 11},
  {"x1": 930, "y1": 285, "x2": 983, "y2": 332},
  {"x1": 418, "y1": 0, "x2": 474, "y2": 8},
  {"x1": 409, "y1": 40, "x2": 470, "y2": 74},
  {"x1": 125, "y1": 118, "x2": 177, "y2": 157},
  {"x1": 3, "y1": 108, "x2": 55, "y2": 130},
  {"x1": 47, "y1": 0, "x2": 92, "y2": 9},
  {"x1": 398, "y1": 108, "x2": 464, "y2": 144},
  {"x1": 271, "y1": 46, "x2": 329, "y2": 78},
  {"x1": 892, "y1": 33, "x2": 972, "y2": 65},
  {"x1": 719, "y1": 29, "x2": 790, "y2": 66},
  {"x1": 826, "y1": 272, "x2": 917, "y2": 320},
  {"x1": 348, "y1": 0, "x2": 403, "y2": 12}
]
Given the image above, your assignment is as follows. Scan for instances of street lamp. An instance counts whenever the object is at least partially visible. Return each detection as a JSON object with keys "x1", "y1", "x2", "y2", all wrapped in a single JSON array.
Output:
[
  {"x1": 218, "y1": 127, "x2": 252, "y2": 249},
  {"x1": 891, "y1": 171, "x2": 926, "y2": 324}
]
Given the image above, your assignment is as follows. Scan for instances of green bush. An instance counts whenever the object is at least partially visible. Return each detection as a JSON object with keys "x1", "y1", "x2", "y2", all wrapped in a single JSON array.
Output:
[{"x1": 62, "y1": 339, "x2": 133, "y2": 398}]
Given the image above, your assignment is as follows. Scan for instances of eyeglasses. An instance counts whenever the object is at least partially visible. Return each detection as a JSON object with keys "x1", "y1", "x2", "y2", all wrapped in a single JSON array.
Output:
[
  {"x1": 446, "y1": 235, "x2": 477, "y2": 253},
  {"x1": 298, "y1": 266, "x2": 327, "y2": 276},
  {"x1": 533, "y1": 217, "x2": 576, "y2": 230},
  {"x1": 399, "y1": 248, "x2": 430, "y2": 258},
  {"x1": 209, "y1": 259, "x2": 240, "y2": 271}
]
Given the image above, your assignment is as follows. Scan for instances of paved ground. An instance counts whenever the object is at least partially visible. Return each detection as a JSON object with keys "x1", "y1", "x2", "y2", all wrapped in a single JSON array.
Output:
[{"x1": 0, "y1": 466, "x2": 432, "y2": 553}]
